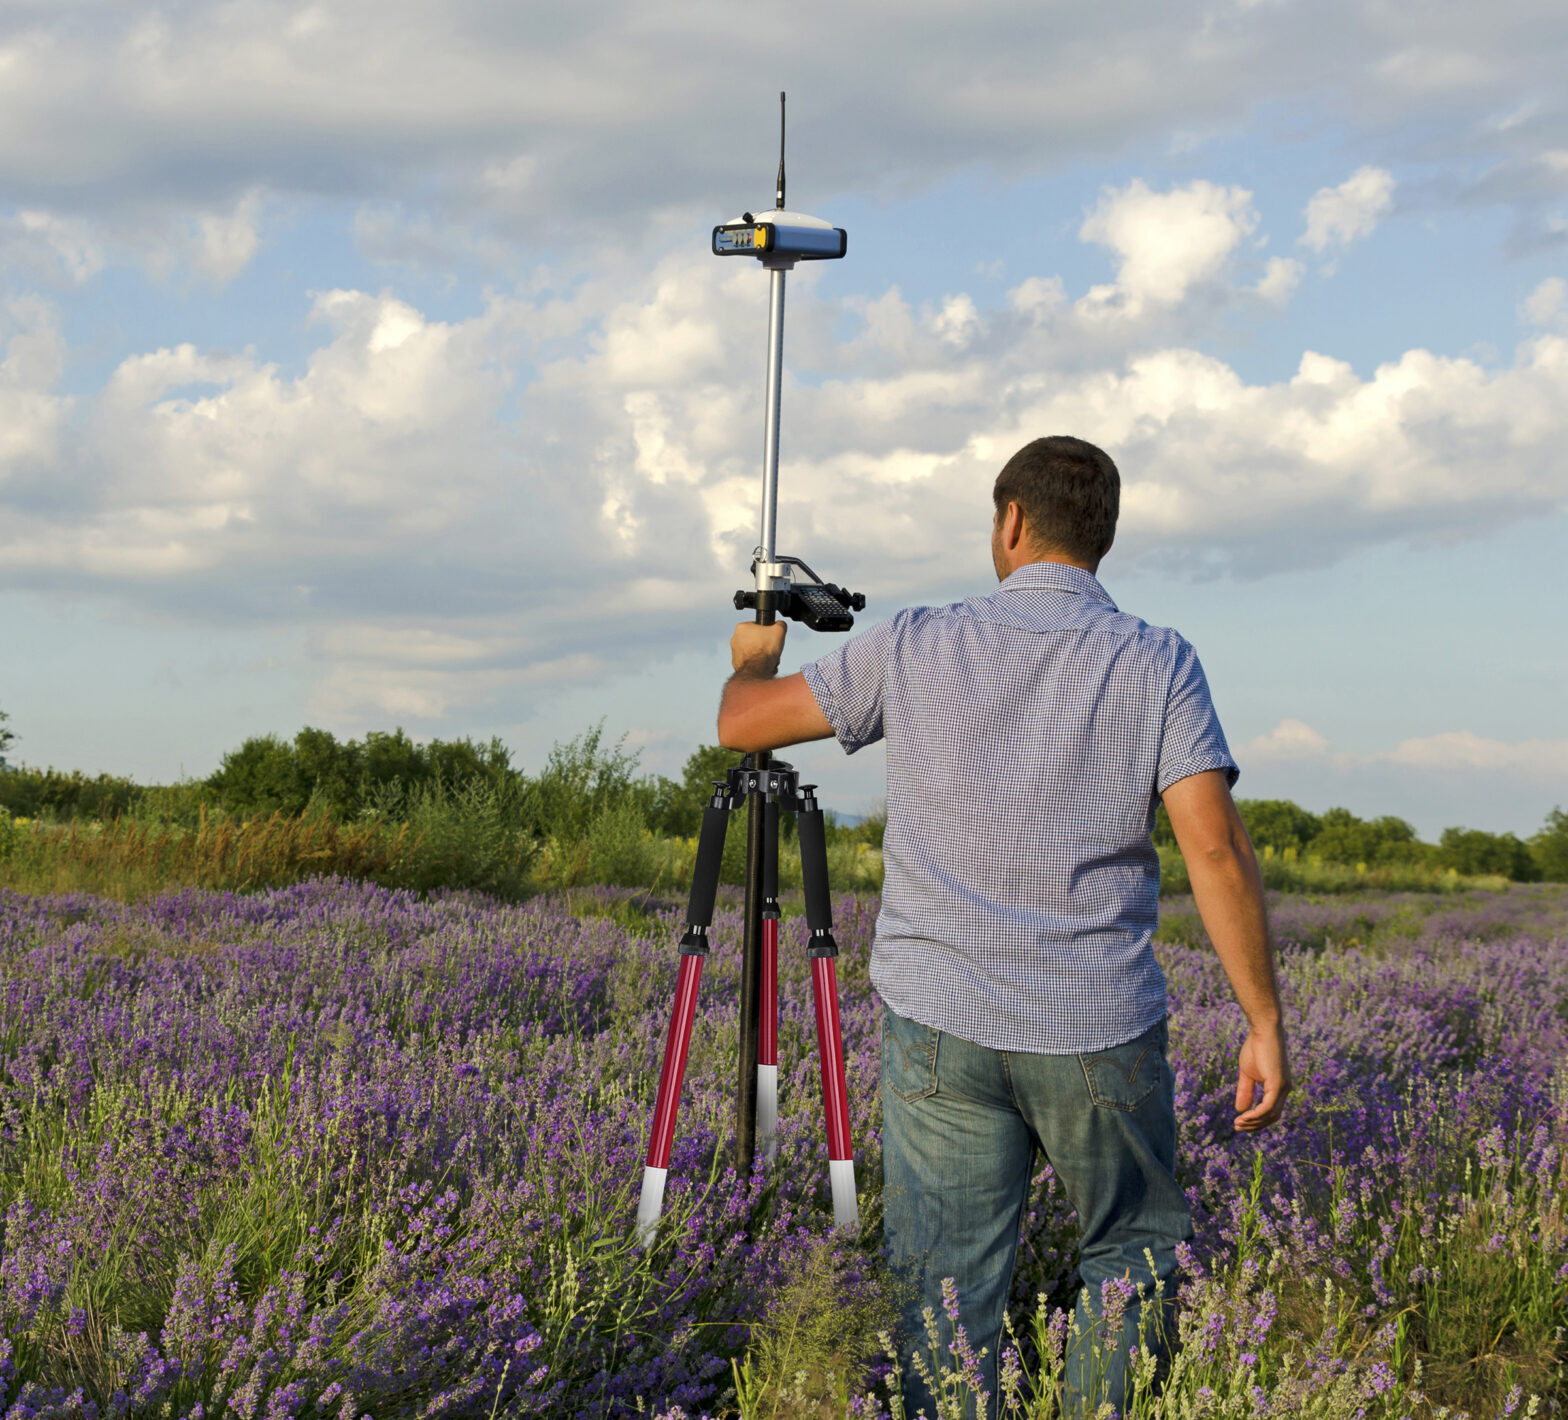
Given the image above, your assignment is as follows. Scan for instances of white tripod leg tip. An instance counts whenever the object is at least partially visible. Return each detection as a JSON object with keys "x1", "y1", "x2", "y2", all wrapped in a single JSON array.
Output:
[
  {"x1": 828, "y1": 1158, "x2": 859, "y2": 1230},
  {"x1": 757, "y1": 1063, "x2": 779, "y2": 1165},
  {"x1": 636, "y1": 1166, "x2": 668, "y2": 1248}
]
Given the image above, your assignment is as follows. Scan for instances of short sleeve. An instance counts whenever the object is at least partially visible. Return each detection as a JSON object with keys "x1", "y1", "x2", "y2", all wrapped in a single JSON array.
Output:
[
  {"x1": 1157, "y1": 637, "x2": 1239, "y2": 794},
  {"x1": 800, "y1": 616, "x2": 898, "y2": 755}
]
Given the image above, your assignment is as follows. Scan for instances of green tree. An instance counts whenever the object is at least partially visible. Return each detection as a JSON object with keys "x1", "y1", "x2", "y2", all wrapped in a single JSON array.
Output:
[
  {"x1": 207, "y1": 734, "x2": 309, "y2": 816},
  {"x1": 0, "y1": 704, "x2": 13, "y2": 766},
  {"x1": 1532, "y1": 807, "x2": 1568, "y2": 882},
  {"x1": 293, "y1": 726, "x2": 364, "y2": 817},
  {"x1": 1236, "y1": 799, "x2": 1323, "y2": 856},
  {"x1": 425, "y1": 735, "x2": 516, "y2": 795},
  {"x1": 648, "y1": 744, "x2": 744, "y2": 837},
  {"x1": 361, "y1": 728, "x2": 430, "y2": 799},
  {"x1": 1307, "y1": 807, "x2": 1427, "y2": 866},
  {"x1": 1438, "y1": 826, "x2": 1540, "y2": 881}
]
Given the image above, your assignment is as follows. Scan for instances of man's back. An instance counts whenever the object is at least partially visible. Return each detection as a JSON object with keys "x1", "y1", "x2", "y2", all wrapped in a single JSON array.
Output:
[
  {"x1": 802, "y1": 560, "x2": 1236, "y2": 1054},
  {"x1": 720, "y1": 433, "x2": 1288, "y2": 1419}
]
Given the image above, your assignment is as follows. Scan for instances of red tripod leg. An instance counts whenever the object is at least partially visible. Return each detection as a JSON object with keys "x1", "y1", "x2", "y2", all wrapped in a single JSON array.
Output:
[
  {"x1": 796, "y1": 796, "x2": 859, "y2": 1230},
  {"x1": 810, "y1": 955, "x2": 858, "y2": 1228},
  {"x1": 637, "y1": 791, "x2": 731, "y2": 1246},
  {"x1": 638, "y1": 953, "x2": 704, "y2": 1246}
]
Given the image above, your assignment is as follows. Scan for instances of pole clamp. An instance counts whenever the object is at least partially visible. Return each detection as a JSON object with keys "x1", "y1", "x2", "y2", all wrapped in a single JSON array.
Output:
[
  {"x1": 679, "y1": 926, "x2": 711, "y2": 957},
  {"x1": 726, "y1": 758, "x2": 802, "y2": 807},
  {"x1": 807, "y1": 929, "x2": 839, "y2": 959}
]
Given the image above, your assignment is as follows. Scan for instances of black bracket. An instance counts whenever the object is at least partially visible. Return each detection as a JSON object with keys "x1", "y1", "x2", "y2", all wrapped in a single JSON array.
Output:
[{"x1": 734, "y1": 555, "x2": 865, "y2": 633}]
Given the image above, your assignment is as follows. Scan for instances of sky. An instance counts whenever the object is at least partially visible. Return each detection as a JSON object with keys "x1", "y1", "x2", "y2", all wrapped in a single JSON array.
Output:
[{"x1": 1, "y1": 0, "x2": 1566, "y2": 838}]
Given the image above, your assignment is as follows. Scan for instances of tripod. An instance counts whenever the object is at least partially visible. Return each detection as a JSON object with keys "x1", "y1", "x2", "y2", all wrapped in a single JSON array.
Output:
[
  {"x1": 636, "y1": 92, "x2": 861, "y2": 1246},
  {"x1": 636, "y1": 758, "x2": 858, "y2": 1245}
]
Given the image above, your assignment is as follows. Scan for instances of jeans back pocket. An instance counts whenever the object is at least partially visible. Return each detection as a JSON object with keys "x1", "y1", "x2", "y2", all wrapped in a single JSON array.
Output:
[
  {"x1": 1078, "y1": 1018, "x2": 1167, "y2": 1112},
  {"x1": 882, "y1": 1005, "x2": 940, "y2": 1103}
]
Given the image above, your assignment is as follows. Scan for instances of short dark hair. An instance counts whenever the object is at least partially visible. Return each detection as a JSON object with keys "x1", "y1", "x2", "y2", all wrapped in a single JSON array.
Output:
[{"x1": 992, "y1": 436, "x2": 1120, "y2": 565}]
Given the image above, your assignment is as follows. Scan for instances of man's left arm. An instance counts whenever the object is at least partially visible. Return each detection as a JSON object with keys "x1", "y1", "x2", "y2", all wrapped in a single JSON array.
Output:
[{"x1": 718, "y1": 622, "x2": 836, "y2": 753}]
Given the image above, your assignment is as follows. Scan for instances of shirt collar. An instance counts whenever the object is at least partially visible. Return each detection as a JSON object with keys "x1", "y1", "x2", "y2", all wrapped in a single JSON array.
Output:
[{"x1": 996, "y1": 560, "x2": 1117, "y2": 609}]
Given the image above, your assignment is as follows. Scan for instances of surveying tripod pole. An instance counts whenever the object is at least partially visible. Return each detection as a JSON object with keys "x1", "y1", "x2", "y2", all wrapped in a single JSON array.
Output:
[{"x1": 636, "y1": 760, "x2": 860, "y2": 1246}]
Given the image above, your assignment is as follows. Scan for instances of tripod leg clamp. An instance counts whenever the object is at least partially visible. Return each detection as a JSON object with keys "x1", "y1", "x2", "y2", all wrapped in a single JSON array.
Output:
[{"x1": 806, "y1": 929, "x2": 838, "y2": 959}]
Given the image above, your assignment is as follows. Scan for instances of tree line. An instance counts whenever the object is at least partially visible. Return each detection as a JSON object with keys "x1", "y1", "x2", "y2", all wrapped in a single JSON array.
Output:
[
  {"x1": 1, "y1": 708, "x2": 1564, "y2": 881},
  {"x1": 1155, "y1": 798, "x2": 1564, "y2": 882}
]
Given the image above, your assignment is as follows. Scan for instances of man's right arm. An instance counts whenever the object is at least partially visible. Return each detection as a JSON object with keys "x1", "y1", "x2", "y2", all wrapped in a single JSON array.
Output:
[{"x1": 1161, "y1": 769, "x2": 1292, "y2": 1132}]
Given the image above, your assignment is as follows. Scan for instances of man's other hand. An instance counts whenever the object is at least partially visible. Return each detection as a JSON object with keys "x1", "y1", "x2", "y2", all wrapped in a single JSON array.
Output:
[
  {"x1": 731, "y1": 621, "x2": 787, "y2": 674},
  {"x1": 1234, "y1": 1021, "x2": 1291, "y2": 1132},
  {"x1": 1162, "y1": 769, "x2": 1293, "y2": 1134}
]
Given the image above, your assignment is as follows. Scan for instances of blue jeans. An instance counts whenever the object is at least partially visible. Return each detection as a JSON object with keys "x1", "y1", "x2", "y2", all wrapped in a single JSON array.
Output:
[{"x1": 881, "y1": 1004, "x2": 1192, "y2": 1418}]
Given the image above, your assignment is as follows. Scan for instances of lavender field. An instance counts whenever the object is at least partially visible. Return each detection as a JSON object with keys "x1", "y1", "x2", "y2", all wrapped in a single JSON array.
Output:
[{"x1": 0, "y1": 881, "x2": 1564, "y2": 1419}]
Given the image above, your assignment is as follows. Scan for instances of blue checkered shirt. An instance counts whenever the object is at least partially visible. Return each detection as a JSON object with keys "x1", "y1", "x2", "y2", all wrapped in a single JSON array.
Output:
[{"x1": 801, "y1": 561, "x2": 1238, "y2": 1055}]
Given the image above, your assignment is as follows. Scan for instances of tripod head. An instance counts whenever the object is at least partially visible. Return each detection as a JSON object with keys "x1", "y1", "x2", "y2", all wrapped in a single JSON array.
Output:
[{"x1": 713, "y1": 91, "x2": 864, "y2": 635}]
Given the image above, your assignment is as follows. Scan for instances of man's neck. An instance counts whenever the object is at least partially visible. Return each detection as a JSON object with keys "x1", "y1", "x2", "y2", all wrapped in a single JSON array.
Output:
[{"x1": 1000, "y1": 551, "x2": 1098, "y2": 580}]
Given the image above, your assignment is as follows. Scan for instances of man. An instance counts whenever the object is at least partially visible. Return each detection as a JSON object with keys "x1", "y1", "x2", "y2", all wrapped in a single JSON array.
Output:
[{"x1": 717, "y1": 435, "x2": 1291, "y2": 1417}]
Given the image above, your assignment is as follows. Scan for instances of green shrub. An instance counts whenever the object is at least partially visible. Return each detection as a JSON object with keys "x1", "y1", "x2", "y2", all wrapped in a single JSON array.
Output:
[
  {"x1": 207, "y1": 726, "x2": 519, "y2": 821},
  {"x1": 1531, "y1": 807, "x2": 1568, "y2": 882},
  {"x1": 0, "y1": 766, "x2": 142, "y2": 822},
  {"x1": 583, "y1": 799, "x2": 663, "y2": 888},
  {"x1": 527, "y1": 724, "x2": 650, "y2": 845},
  {"x1": 367, "y1": 777, "x2": 537, "y2": 897}
]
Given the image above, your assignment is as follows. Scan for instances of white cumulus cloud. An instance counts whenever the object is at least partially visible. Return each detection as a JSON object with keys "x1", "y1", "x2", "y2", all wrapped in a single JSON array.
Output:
[
  {"x1": 1254, "y1": 255, "x2": 1304, "y2": 306},
  {"x1": 1078, "y1": 179, "x2": 1258, "y2": 317},
  {"x1": 193, "y1": 190, "x2": 265, "y2": 286},
  {"x1": 1522, "y1": 276, "x2": 1566, "y2": 328},
  {"x1": 1241, "y1": 718, "x2": 1334, "y2": 763},
  {"x1": 1301, "y1": 166, "x2": 1396, "y2": 254},
  {"x1": 1242, "y1": 718, "x2": 1568, "y2": 780},
  {"x1": 0, "y1": 296, "x2": 71, "y2": 475},
  {"x1": 1388, "y1": 731, "x2": 1568, "y2": 776}
]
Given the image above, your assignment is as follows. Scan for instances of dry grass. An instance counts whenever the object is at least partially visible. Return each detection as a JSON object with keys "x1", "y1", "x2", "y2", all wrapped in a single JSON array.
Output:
[{"x1": 0, "y1": 810, "x2": 419, "y2": 900}]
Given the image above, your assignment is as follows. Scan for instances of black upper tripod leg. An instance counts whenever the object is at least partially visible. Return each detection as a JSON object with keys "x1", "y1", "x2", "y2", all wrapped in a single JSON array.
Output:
[
  {"x1": 682, "y1": 795, "x2": 732, "y2": 954},
  {"x1": 795, "y1": 796, "x2": 837, "y2": 957}
]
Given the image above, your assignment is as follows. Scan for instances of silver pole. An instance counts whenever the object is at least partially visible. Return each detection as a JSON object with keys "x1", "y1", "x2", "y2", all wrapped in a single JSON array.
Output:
[{"x1": 759, "y1": 265, "x2": 787, "y2": 562}]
